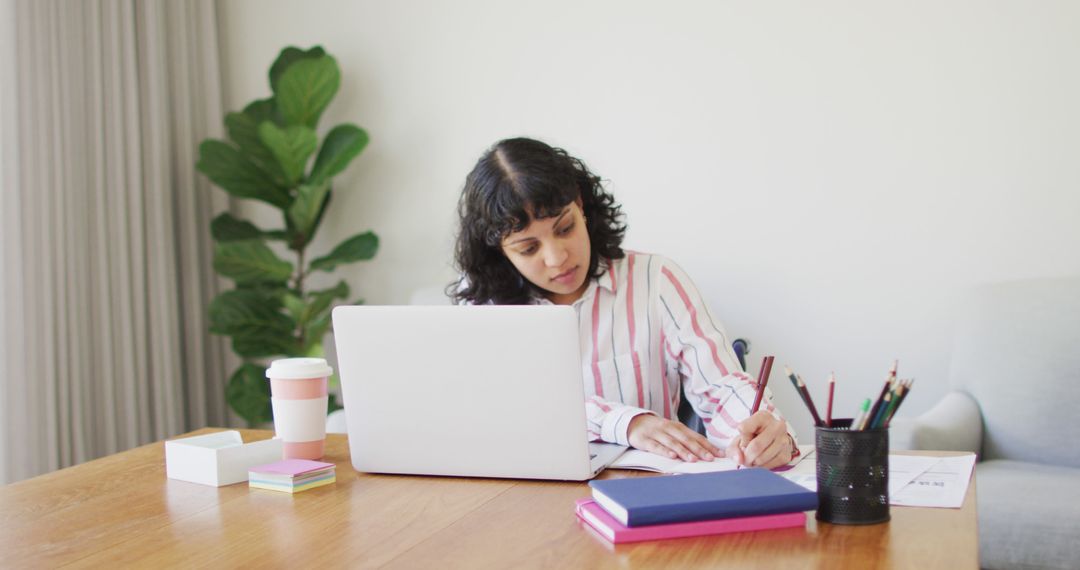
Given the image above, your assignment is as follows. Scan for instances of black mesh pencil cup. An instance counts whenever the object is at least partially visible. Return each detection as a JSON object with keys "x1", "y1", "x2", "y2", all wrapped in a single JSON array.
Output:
[{"x1": 815, "y1": 419, "x2": 890, "y2": 525}]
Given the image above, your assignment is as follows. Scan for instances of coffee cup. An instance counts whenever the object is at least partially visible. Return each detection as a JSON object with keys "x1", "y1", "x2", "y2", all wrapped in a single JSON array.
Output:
[{"x1": 265, "y1": 357, "x2": 333, "y2": 460}]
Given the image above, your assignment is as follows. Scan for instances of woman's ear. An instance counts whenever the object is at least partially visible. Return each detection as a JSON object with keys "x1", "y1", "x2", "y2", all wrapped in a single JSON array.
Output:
[{"x1": 575, "y1": 196, "x2": 584, "y2": 210}]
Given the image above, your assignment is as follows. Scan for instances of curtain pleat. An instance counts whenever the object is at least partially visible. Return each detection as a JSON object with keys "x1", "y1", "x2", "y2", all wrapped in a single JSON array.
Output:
[{"x1": 3, "y1": 0, "x2": 231, "y2": 483}]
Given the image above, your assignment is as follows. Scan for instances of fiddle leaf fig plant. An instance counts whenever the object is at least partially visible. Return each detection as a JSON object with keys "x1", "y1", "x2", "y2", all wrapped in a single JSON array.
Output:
[{"x1": 196, "y1": 46, "x2": 376, "y2": 425}]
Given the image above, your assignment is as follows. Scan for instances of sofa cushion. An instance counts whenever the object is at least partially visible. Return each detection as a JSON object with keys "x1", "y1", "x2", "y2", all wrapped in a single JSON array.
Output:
[
  {"x1": 949, "y1": 277, "x2": 1080, "y2": 468},
  {"x1": 976, "y1": 460, "x2": 1080, "y2": 570}
]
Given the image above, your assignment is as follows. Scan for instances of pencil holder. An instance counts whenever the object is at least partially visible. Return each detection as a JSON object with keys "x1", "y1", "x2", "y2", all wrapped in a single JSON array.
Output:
[{"x1": 815, "y1": 419, "x2": 890, "y2": 525}]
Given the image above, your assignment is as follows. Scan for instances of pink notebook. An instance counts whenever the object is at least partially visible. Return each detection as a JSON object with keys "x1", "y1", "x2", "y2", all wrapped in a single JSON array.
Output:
[{"x1": 574, "y1": 499, "x2": 806, "y2": 544}]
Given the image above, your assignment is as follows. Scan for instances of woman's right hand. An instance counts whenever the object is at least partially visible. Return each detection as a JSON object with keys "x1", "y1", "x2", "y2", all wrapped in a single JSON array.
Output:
[{"x1": 627, "y1": 414, "x2": 722, "y2": 462}]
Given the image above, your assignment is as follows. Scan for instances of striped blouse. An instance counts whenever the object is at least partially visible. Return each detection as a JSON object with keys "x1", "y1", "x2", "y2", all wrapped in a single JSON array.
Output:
[{"x1": 529, "y1": 252, "x2": 798, "y2": 451}]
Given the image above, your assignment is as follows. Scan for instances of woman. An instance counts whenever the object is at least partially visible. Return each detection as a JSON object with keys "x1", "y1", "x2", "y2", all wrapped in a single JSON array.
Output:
[{"x1": 450, "y1": 137, "x2": 797, "y2": 468}]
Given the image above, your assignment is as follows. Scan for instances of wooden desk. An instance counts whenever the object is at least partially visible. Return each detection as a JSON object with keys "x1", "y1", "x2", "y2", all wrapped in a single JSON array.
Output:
[{"x1": 0, "y1": 429, "x2": 977, "y2": 568}]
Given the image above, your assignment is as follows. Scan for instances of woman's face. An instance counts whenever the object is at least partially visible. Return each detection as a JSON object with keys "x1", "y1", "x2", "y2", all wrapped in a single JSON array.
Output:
[{"x1": 501, "y1": 200, "x2": 591, "y2": 305}]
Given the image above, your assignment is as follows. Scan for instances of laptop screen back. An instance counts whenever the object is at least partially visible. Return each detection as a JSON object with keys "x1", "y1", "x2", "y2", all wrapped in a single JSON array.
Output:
[{"x1": 332, "y1": 305, "x2": 595, "y2": 480}]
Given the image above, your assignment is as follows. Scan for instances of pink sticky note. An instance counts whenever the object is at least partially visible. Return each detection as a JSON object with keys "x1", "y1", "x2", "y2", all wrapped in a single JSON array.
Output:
[{"x1": 250, "y1": 458, "x2": 334, "y2": 476}]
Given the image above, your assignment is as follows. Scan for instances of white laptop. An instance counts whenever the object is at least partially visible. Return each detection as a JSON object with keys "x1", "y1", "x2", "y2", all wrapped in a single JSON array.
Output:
[{"x1": 331, "y1": 305, "x2": 627, "y2": 480}]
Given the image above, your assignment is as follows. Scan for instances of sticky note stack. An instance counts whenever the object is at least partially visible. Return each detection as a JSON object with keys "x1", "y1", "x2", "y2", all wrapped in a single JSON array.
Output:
[{"x1": 248, "y1": 459, "x2": 336, "y2": 493}]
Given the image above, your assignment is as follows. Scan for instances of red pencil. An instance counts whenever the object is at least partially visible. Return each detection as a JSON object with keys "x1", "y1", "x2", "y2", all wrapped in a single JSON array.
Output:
[
  {"x1": 750, "y1": 356, "x2": 775, "y2": 414},
  {"x1": 826, "y1": 372, "x2": 835, "y2": 428}
]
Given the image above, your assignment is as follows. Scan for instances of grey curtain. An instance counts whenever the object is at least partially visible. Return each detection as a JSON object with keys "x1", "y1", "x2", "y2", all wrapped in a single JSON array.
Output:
[{"x1": 1, "y1": 0, "x2": 233, "y2": 483}]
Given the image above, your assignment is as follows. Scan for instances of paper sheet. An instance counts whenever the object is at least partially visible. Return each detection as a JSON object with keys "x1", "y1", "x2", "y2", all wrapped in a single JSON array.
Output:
[
  {"x1": 887, "y1": 455, "x2": 940, "y2": 496},
  {"x1": 608, "y1": 444, "x2": 814, "y2": 474},
  {"x1": 890, "y1": 454, "x2": 977, "y2": 508},
  {"x1": 777, "y1": 452, "x2": 817, "y2": 491},
  {"x1": 778, "y1": 452, "x2": 975, "y2": 509}
]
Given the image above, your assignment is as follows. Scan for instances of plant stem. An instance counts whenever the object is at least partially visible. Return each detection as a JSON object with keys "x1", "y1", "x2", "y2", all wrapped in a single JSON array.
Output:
[
  {"x1": 295, "y1": 247, "x2": 306, "y2": 350},
  {"x1": 296, "y1": 248, "x2": 306, "y2": 294}
]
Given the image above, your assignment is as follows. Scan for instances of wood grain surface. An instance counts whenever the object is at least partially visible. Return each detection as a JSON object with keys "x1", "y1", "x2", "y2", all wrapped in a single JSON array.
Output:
[{"x1": 0, "y1": 429, "x2": 977, "y2": 568}]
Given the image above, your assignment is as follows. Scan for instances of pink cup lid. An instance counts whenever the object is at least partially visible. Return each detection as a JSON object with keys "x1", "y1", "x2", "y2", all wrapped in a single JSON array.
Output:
[{"x1": 265, "y1": 357, "x2": 334, "y2": 380}]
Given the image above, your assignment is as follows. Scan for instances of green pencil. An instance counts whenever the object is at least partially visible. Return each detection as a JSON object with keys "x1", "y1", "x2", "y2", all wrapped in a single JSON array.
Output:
[{"x1": 852, "y1": 398, "x2": 872, "y2": 430}]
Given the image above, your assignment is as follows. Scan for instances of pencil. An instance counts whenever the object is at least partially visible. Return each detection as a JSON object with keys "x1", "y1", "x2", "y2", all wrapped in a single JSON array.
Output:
[
  {"x1": 865, "y1": 360, "x2": 898, "y2": 427},
  {"x1": 750, "y1": 356, "x2": 775, "y2": 414},
  {"x1": 869, "y1": 391, "x2": 893, "y2": 429},
  {"x1": 796, "y1": 374, "x2": 823, "y2": 426},
  {"x1": 879, "y1": 384, "x2": 903, "y2": 428},
  {"x1": 825, "y1": 372, "x2": 835, "y2": 428},
  {"x1": 783, "y1": 366, "x2": 799, "y2": 391},
  {"x1": 785, "y1": 365, "x2": 816, "y2": 424},
  {"x1": 852, "y1": 398, "x2": 872, "y2": 430},
  {"x1": 865, "y1": 377, "x2": 894, "y2": 430},
  {"x1": 884, "y1": 379, "x2": 914, "y2": 427}
]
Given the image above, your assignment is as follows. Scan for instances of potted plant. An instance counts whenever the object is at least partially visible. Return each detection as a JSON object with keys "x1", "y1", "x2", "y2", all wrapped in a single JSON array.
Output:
[{"x1": 196, "y1": 46, "x2": 376, "y2": 425}]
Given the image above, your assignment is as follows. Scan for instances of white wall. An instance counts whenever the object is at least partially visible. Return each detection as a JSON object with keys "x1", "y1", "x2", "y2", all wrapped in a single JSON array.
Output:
[{"x1": 217, "y1": 0, "x2": 1080, "y2": 439}]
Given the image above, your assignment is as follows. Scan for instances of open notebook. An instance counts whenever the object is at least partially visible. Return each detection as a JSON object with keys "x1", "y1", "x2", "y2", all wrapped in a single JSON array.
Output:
[{"x1": 604, "y1": 444, "x2": 814, "y2": 475}]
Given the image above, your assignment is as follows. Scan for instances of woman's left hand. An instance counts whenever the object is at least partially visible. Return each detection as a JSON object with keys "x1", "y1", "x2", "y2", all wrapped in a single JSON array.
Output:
[{"x1": 724, "y1": 411, "x2": 793, "y2": 469}]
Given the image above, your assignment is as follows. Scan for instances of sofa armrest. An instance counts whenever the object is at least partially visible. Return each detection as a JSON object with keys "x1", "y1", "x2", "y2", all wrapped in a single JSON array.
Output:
[{"x1": 889, "y1": 390, "x2": 982, "y2": 454}]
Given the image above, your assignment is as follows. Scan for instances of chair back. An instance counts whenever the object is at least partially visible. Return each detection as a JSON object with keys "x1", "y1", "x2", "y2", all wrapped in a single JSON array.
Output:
[{"x1": 949, "y1": 276, "x2": 1080, "y2": 468}]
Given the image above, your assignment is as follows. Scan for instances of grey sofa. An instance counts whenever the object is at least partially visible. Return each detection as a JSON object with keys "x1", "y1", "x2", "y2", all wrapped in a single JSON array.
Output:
[{"x1": 891, "y1": 277, "x2": 1080, "y2": 570}]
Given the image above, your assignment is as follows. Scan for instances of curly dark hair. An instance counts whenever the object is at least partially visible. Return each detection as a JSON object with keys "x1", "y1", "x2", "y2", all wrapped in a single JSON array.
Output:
[{"x1": 449, "y1": 137, "x2": 626, "y2": 305}]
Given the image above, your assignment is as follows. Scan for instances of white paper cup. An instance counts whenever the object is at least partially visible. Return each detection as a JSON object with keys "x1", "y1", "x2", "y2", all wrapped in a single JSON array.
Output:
[{"x1": 266, "y1": 358, "x2": 333, "y2": 460}]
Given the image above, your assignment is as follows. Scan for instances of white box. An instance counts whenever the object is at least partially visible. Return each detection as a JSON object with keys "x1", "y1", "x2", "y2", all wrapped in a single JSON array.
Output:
[{"x1": 165, "y1": 430, "x2": 283, "y2": 487}]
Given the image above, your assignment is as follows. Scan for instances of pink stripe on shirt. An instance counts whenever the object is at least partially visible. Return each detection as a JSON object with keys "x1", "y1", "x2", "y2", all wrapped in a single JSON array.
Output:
[
  {"x1": 665, "y1": 337, "x2": 697, "y2": 378},
  {"x1": 662, "y1": 267, "x2": 730, "y2": 377},
  {"x1": 590, "y1": 293, "x2": 604, "y2": 397},
  {"x1": 659, "y1": 329, "x2": 671, "y2": 420},
  {"x1": 625, "y1": 254, "x2": 645, "y2": 407}
]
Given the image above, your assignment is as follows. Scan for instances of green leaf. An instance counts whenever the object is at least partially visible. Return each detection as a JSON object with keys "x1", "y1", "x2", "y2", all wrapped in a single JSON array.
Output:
[
  {"x1": 309, "y1": 124, "x2": 369, "y2": 184},
  {"x1": 208, "y1": 289, "x2": 293, "y2": 336},
  {"x1": 274, "y1": 55, "x2": 340, "y2": 128},
  {"x1": 309, "y1": 232, "x2": 379, "y2": 272},
  {"x1": 306, "y1": 280, "x2": 350, "y2": 322},
  {"x1": 288, "y1": 181, "x2": 331, "y2": 239},
  {"x1": 305, "y1": 342, "x2": 326, "y2": 358},
  {"x1": 282, "y1": 293, "x2": 307, "y2": 322},
  {"x1": 243, "y1": 97, "x2": 281, "y2": 125},
  {"x1": 197, "y1": 140, "x2": 291, "y2": 208},
  {"x1": 282, "y1": 281, "x2": 348, "y2": 330},
  {"x1": 269, "y1": 46, "x2": 326, "y2": 93},
  {"x1": 302, "y1": 312, "x2": 333, "y2": 356},
  {"x1": 257, "y1": 122, "x2": 317, "y2": 186},
  {"x1": 327, "y1": 392, "x2": 342, "y2": 413},
  {"x1": 226, "y1": 363, "x2": 273, "y2": 425},
  {"x1": 232, "y1": 331, "x2": 298, "y2": 358},
  {"x1": 211, "y1": 212, "x2": 282, "y2": 242},
  {"x1": 306, "y1": 189, "x2": 334, "y2": 248},
  {"x1": 213, "y1": 240, "x2": 294, "y2": 284},
  {"x1": 235, "y1": 282, "x2": 292, "y2": 302},
  {"x1": 209, "y1": 289, "x2": 297, "y2": 358},
  {"x1": 224, "y1": 110, "x2": 287, "y2": 187}
]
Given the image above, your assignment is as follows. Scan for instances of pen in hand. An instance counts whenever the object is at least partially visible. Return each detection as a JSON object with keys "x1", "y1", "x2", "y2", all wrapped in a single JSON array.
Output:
[
  {"x1": 750, "y1": 355, "x2": 774, "y2": 414},
  {"x1": 738, "y1": 355, "x2": 774, "y2": 468}
]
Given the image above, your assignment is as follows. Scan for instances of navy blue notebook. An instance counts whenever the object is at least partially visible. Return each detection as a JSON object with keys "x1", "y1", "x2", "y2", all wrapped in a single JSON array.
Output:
[{"x1": 588, "y1": 468, "x2": 817, "y2": 527}]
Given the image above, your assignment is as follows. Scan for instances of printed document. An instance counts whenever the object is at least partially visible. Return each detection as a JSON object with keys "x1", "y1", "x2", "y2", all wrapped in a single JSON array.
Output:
[
  {"x1": 890, "y1": 453, "x2": 977, "y2": 508},
  {"x1": 778, "y1": 451, "x2": 975, "y2": 509}
]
